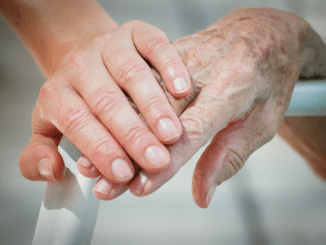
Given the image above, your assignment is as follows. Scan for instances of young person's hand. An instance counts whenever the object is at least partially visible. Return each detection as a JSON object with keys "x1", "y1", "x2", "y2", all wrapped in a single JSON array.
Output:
[{"x1": 9, "y1": 1, "x2": 191, "y2": 185}]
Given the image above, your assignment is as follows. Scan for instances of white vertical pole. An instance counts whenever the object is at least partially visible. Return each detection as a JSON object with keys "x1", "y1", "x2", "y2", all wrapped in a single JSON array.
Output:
[{"x1": 32, "y1": 137, "x2": 100, "y2": 245}]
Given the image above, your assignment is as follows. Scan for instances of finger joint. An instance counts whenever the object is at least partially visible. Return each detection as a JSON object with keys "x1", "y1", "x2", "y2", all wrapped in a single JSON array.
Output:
[
  {"x1": 118, "y1": 60, "x2": 148, "y2": 88},
  {"x1": 145, "y1": 36, "x2": 170, "y2": 58},
  {"x1": 92, "y1": 138, "x2": 120, "y2": 160},
  {"x1": 122, "y1": 125, "x2": 150, "y2": 148},
  {"x1": 59, "y1": 107, "x2": 92, "y2": 136},
  {"x1": 91, "y1": 88, "x2": 124, "y2": 116},
  {"x1": 141, "y1": 96, "x2": 167, "y2": 117},
  {"x1": 225, "y1": 148, "x2": 246, "y2": 173}
]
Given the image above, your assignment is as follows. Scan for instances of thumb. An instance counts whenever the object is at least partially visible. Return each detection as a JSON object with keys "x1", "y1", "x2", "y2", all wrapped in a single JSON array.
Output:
[
  {"x1": 192, "y1": 115, "x2": 274, "y2": 208},
  {"x1": 19, "y1": 133, "x2": 65, "y2": 182}
]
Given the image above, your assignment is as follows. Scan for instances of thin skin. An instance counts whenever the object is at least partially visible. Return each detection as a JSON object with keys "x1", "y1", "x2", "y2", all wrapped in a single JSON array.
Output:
[{"x1": 91, "y1": 8, "x2": 326, "y2": 207}]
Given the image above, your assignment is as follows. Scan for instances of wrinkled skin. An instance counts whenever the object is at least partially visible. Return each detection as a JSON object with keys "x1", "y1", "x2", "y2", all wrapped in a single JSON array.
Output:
[
  {"x1": 130, "y1": 8, "x2": 301, "y2": 208},
  {"x1": 88, "y1": 8, "x2": 319, "y2": 207}
]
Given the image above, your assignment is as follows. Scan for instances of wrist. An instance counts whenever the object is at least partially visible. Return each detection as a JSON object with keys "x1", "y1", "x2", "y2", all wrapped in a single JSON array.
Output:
[{"x1": 1, "y1": 0, "x2": 118, "y2": 77}]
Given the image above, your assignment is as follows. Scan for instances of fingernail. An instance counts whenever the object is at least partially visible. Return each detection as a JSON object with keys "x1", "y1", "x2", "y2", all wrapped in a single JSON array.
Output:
[
  {"x1": 144, "y1": 146, "x2": 170, "y2": 168},
  {"x1": 206, "y1": 184, "x2": 217, "y2": 207},
  {"x1": 111, "y1": 159, "x2": 133, "y2": 181},
  {"x1": 157, "y1": 118, "x2": 179, "y2": 141},
  {"x1": 38, "y1": 158, "x2": 55, "y2": 181},
  {"x1": 134, "y1": 172, "x2": 148, "y2": 195},
  {"x1": 77, "y1": 156, "x2": 93, "y2": 169},
  {"x1": 173, "y1": 77, "x2": 188, "y2": 94},
  {"x1": 93, "y1": 178, "x2": 112, "y2": 196}
]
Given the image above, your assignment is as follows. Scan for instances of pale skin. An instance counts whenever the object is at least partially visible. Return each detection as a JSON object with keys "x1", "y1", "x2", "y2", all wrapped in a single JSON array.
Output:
[
  {"x1": 1, "y1": 1, "x2": 325, "y2": 208},
  {"x1": 129, "y1": 8, "x2": 326, "y2": 207},
  {"x1": 1, "y1": 0, "x2": 192, "y2": 183}
]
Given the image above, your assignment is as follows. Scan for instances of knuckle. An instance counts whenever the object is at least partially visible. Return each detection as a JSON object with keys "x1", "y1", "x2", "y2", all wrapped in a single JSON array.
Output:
[
  {"x1": 222, "y1": 66, "x2": 251, "y2": 88},
  {"x1": 58, "y1": 107, "x2": 91, "y2": 136},
  {"x1": 39, "y1": 80, "x2": 56, "y2": 99},
  {"x1": 225, "y1": 148, "x2": 246, "y2": 173},
  {"x1": 181, "y1": 105, "x2": 215, "y2": 140},
  {"x1": 181, "y1": 114, "x2": 207, "y2": 141},
  {"x1": 92, "y1": 34, "x2": 110, "y2": 46},
  {"x1": 184, "y1": 46, "x2": 204, "y2": 69},
  {"x1": 141, "y1": 96, "x2": 167, "y2": 116},
  {"x1": 160, "y1": 57, "x2": 181, "y2": 71},
  {"x1": 145, "y1": 36, "x2": 170, "y2": 57},
  {"x1": 92, "y1": 138, "x2": 119, "y2": 159},
  {"x1": 231, "y1": 37, "x2": 254, "y2": 57},
  {"x1": 224, "y1": 66, "x2": 242, "y2": 80},
  {"x1": 122, "y1": 125, "x2": 149, "y2": 147},
  {"x1": 118, "y1": 60, "x2": 148, "y2": 87},
  {"x1": 31, "y1": 107, "x2": 49, "y2": 134},
  {"x1": 36, "y1": 80, "x2": 58, "y2": 122},
  {"x1": 66, "y1": 52, "x2": 87, "y2": 73},
  {"x1": 91, "y1": 88, "x2": 124, "y2": 115}
]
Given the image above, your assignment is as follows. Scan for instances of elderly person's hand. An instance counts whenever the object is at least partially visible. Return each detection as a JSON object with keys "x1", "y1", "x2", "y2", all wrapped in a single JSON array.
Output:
[
  {"x1": 13, "y1": 1, "x2": 191, "y2": 184},
  {"x1": 85, "y1": 7, "x2": 326, "y2": 206}
]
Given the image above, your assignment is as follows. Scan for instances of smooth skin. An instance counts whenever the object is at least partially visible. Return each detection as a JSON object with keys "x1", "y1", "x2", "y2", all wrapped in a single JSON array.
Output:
[{"x1": 0, "y1": 0, "x2": 191, "y2": 183}]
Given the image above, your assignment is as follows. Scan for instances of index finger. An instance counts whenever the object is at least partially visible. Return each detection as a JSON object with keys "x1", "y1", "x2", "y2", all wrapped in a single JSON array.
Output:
[{"x1": 131, "y1": 21, "x2": 192, "y2": 98}]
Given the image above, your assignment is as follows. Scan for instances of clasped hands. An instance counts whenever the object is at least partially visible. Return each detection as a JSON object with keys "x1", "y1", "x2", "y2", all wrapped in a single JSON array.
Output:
[{"x1": 19, "y1": 8, "x2": 302, "y2": 208}]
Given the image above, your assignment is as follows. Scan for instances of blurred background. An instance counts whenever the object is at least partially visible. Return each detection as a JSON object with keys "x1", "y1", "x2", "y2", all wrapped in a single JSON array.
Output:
[{"x1": 1, "y1": 0, "x2": 326, "y2": 244}]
